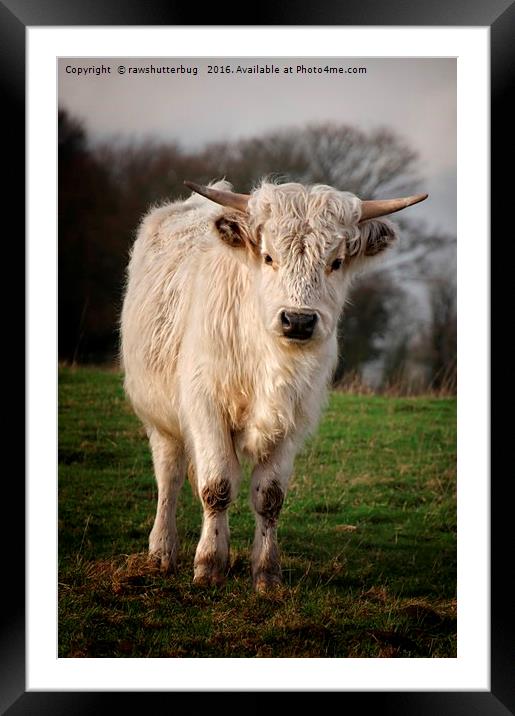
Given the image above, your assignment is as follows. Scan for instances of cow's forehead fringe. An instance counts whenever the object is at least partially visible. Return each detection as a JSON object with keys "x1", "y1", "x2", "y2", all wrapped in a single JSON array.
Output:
[
  {"x1": 249, "y1": 181, "x2": 361, "y2": 226},
  {"x1": 248, "y1": 181, "x2": 361, "y2": 259}
]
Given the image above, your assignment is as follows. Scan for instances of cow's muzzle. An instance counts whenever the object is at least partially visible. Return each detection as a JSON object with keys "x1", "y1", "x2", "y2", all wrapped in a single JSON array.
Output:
[{"x1": 280, "y1": 311, "x2": 318, "y2": 341}]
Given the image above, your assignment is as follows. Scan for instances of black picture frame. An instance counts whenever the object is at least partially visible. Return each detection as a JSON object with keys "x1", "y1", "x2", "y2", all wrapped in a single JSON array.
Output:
[{"x1": 8, "y1": 0, "x2": 508, "y2": 713}]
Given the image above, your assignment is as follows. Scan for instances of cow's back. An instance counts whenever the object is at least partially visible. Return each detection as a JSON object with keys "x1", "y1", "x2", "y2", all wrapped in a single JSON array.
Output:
[{"x1": 120, "y1": 192, "x2": 223, "y2": 432}]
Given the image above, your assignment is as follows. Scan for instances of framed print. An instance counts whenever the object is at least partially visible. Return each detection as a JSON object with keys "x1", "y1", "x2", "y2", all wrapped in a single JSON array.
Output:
[{"x1": 6, "y1": 0, "x2": 509, "y2": 712}]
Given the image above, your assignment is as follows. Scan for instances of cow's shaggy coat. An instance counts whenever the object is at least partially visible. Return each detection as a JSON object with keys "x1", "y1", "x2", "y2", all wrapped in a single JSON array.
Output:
[{"x1": 121, "y1": 180, "x2": 400, "y2": 590}]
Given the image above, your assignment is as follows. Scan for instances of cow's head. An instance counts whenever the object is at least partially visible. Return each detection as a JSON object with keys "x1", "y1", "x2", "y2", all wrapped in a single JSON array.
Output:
[{"x1": 185, "y1": 180, "x2": 427, "y2": 346}]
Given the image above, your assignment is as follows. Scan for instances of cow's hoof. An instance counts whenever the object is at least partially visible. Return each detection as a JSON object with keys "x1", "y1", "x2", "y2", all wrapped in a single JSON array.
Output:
[
  {"x1": 159, "y1": 554, "x2": 177, "y2": 575},
  {"x1": 193, "y1": 561, "x2": 227, "y2": 587},
  {"x1": 193, "y1": 573, "x2": 226, "y2": 588},
  {"x1": 148, "y1": 551, "x2": 176, "y2": 575},
  {"x1": 253, "y1": 572, "x2": 283, "y2": 594}
]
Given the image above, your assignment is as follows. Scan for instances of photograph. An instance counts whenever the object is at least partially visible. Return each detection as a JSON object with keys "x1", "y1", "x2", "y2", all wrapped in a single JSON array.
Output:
[
  {"x1": 57, "y1": 56, "x2": 458, "y2": 659},
  {"x1": 0, "y1": 0, "x2": 501, "y2": 704}
]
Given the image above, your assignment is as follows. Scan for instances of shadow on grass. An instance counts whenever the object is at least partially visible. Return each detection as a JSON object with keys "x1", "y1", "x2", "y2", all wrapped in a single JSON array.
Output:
[{"x1": 59, "y1": 535, "x2": 456, "y2": 659}]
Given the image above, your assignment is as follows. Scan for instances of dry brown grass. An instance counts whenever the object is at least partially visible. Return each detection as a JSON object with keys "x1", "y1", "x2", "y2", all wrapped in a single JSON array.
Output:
[{"x1": 335, "y1": 368, "x2": 457, "y2": 398}]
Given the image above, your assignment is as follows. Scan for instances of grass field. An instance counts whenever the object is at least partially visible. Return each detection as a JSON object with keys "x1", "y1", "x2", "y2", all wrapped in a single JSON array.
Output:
[{"x1": 58, "y1": 366, "x2": 457, "y2": 658}]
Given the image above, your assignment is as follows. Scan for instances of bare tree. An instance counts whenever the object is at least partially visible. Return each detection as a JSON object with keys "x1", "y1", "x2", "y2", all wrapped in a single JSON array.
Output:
[
  {"x1": 59, "y1": 114, "x2": 455, "y2": 390},
  {"x1": 427, "y1": 272, "x2": 457, "y2": 391},
  {"x1": 59, "y1": 109, "x2": 121, "y2": 362},
  {"x1": 195, "y1": 122, "x2": 421, "y2": 198}
]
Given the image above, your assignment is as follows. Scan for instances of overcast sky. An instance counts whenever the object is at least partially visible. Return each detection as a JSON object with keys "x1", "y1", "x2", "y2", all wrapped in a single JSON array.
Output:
[{"x1": 59, "y1": 57, "x2": 456, "y2": 234}]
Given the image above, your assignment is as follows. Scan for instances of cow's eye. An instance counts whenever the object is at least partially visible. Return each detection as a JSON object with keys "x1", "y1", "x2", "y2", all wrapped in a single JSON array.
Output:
[
  {"x1": 331, "y1": 258, "x2": 343, "y2": 271},
  {"x1": 264, "y1": 254, "x2": 273, "y2": 265}
]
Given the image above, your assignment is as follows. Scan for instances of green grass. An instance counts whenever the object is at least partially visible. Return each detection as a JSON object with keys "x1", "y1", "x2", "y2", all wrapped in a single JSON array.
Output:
[{"x1": 58, "y1": 366, "x2": 456, "y2": 658}]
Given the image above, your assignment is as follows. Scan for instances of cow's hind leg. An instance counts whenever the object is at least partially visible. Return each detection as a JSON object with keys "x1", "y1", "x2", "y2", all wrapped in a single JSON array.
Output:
[
  {"x1": 250, "y1": 441, "x2": 294, "y2": 592},
  {"x1": 148, "y1": 429, "x2": 186, "y2": 573}
]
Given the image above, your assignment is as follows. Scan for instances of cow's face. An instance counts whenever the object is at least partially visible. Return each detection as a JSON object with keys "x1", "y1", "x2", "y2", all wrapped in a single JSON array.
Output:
[{"x1": 214, "y1": 183, "x2": 398, "y2": 346}]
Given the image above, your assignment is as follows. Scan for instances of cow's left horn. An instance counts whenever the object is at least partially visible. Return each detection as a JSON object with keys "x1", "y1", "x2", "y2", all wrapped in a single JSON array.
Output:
[
  {"x1": 359, "y1": 193, "x2": 428, "y2": 221},
  {"x1": 184, "y1": 181, "x2": 250, "y2": 213}
]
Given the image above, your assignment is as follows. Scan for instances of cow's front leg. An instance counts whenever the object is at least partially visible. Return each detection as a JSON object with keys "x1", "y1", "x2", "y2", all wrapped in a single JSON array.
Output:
[
  {"x1": 192, "y1": 428, "x2": 241, "y2": 587},
  {"x1": 251, "y1": 441, "x2": 295, "y2": 592}
]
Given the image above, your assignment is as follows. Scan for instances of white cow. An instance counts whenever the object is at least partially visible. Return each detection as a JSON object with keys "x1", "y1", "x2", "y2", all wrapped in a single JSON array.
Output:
[{"x1": 120, "y1": 179, "x2": 427, "y2": 591}]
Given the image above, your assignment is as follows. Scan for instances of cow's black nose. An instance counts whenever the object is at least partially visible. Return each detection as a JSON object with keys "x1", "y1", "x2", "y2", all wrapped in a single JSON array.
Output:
[{"x1": 281, "y1": 311, "x2": 317, "y2": 340}]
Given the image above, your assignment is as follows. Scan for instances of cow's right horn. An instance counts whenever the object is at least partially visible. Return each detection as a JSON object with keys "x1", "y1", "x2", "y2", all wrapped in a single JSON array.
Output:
[{"x1": 184, "y1": 181, "x2": 250, "y2": 213}]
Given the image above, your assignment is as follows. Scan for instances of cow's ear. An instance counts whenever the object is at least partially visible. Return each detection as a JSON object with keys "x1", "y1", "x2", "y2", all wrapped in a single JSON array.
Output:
[
  {"x1": 215, "y1": 213, "x2": 258, "y2": 254},
  {"x1": 347, "y1": 218, "x2": 398, "y2": 260}
]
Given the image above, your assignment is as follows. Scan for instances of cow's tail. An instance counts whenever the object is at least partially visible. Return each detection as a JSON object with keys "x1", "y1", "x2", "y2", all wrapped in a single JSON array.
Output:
[{"x1": 187, "y1": 460, "x2": 198, "y2": 497}]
